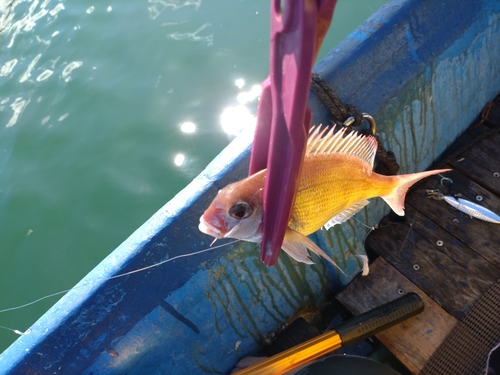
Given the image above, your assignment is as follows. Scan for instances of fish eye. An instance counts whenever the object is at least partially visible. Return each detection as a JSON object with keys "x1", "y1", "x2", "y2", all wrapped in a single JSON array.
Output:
[{"x1": 228, "y1": 201, "x2": 252, "y2": 220}]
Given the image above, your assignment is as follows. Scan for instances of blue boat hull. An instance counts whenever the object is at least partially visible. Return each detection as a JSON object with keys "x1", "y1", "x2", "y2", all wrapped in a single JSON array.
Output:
[{"x1": 1, "y1": 0, "x2": 499, "y2": 373}]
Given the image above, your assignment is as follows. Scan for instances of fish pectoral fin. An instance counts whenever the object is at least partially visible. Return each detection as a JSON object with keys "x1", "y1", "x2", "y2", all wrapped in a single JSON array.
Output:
[
  {"x1": 281, "y1": 232, "x2": 314, "y2": 265},
  {"x1": 282, "y1": 228, "x2": 345, "y2": 275},
  {"x1": 324, "y1": 200, "x2": 370, "y2": 230}
]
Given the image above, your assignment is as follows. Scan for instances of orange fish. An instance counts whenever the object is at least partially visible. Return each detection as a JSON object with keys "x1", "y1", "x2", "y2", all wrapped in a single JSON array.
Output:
[{"x1": 199, "y1": 125, "x2": 450, "y2": 270}]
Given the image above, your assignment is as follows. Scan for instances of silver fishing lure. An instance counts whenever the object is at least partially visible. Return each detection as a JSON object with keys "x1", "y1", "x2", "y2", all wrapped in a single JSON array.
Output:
[{"x1": 427, "y1": 189, "x2": 500, "y2": 224}]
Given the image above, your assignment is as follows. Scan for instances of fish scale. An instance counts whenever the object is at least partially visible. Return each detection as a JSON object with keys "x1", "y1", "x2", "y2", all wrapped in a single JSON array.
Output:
[{"x1": 290, "y1": 154, "x2": 395, "y2": 235}]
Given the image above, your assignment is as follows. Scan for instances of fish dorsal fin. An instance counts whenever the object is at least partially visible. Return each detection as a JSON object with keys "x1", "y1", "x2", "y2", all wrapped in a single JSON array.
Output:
[
  {"x1": 306, "y1": 125, "x2": 378, "y2": 167},
  {"x1": 324, "y1": 200, "x2": 370, "y2": 230}
]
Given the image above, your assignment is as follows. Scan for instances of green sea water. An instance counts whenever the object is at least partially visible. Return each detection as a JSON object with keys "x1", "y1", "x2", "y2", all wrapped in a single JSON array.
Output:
[{"x1": 0, "y1": 0, "x2": 387, "y2": 353}]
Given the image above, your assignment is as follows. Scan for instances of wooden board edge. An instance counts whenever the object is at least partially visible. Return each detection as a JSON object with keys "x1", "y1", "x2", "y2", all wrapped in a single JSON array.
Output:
[{"x1": 337, "y1": 257, "x2": 457, "y2": 374}]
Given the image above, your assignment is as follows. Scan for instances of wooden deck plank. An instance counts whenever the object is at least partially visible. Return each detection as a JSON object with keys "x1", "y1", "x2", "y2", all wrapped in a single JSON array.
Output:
[
  {"x1": 365, "y1": 201, "x2": 500, "y2": 319},
  {"x1": 405, "y1": 169, "x2": 500, "y2": 269},
  {"x1": 430, "y1": 124, "x2": 493, "y2": 169},
  {"x1": 340, "y1": 99, "x2": 500, "y2": 373},
  {"x1": 449, "y1": 132, "x2": 500, "y2": 196},
  {"x1": 337, "y1": 257, "x2": 457, "y2": 374},
  {"x1": 483, "y1": 98, "x2": 500, "y2": 126},
  {"x1": 335, "y1": 100, "x2": 500, "y2": 373}
]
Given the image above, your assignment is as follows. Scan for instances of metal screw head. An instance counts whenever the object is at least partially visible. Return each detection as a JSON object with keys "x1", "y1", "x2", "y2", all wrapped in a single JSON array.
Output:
[
  {"x1": 453, "y1": 218, "x2": 459, "y2": 224},
  {"x1": 436, "y1": 240, "x2": 444, "y2": 247},
  {"x1": 494, "y1": 172, "x2": 500, "y2": 178},
  {"x1": 476, "y1": 195, "x2": 483, "y2": 202},
  {"x1": 413, "y1": 264, "x2": 420, "y2": 271},
  {"x1": 397, "y1": 288, "x2": 405, "y2": 295}
]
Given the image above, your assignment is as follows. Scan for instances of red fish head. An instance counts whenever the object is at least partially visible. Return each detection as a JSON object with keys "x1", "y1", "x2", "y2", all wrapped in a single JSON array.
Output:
[{"x1": 199, "y1": 174, "x2": 264, "y2": 243}]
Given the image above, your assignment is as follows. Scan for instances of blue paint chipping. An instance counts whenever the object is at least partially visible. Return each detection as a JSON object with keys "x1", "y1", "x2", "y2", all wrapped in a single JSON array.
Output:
[
  {"x1": 1, "y1": 0, "x2": 500, "y2": 374},
  {"x1": 405, "y1": 29, "x2": 421, "y2": 62},
  {"x1": 310, "y1": 0, "x2": 486, "y2": 118},
  {"x1": 350, "y1": 29, "x2": 370, "y2": 43}
]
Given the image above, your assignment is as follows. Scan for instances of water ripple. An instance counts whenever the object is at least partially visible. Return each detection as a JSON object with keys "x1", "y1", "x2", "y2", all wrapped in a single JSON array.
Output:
[
  {"x1": 61, "y1": 61, "x2": 83, "y2": 82},
  {"x1": 148, "y1": 0, "x2": 201, "y2": 20},
  {"x1": 5, "y1": 97, "x2": 30, "y2": 128},
  {"x1": 4, "y1": 1, "x2": 65, "y2": 48},
  {"x1": 49, "y1": 3, "x2": 65, "y2": 16},
  {"x1": 166, "y1": 23, "x2": 213, "y2": 46},
  {"x1": 19, "y1": 53, "x2": 42, "y2": 83},
  {"x1": 36, "y1": 69, "x2": 54, "y2": 82},
  {"x1": 0, "y1": 59, "x2": 17, "y2": 77}
]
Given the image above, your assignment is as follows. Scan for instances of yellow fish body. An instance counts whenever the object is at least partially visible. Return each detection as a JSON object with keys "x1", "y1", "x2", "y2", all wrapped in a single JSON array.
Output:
[{"x1": 199, "y1": 126, "x2": 450, "y2": 269}]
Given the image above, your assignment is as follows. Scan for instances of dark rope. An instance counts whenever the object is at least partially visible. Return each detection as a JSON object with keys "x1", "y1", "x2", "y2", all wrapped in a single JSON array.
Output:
[
  {"x1": 374, "y1": 137, "x2": 400, "y2": 175},
  {"x1": 311, "y1": 73, "x2": 363, "y2": 127},
  {"x1": 310, "y1": 72, "x2": 400, "y2": 176}
]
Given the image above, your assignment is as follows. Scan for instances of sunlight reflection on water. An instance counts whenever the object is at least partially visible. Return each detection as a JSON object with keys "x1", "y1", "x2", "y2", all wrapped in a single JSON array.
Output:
[
  {"x1": 180, "y1": 121, "x2": 196, "y2": 133},
  {"x1": 0, "y1": 0, "x2": 389, "y2": 355},
  {"x1": 0, "y1": 0, "x2": 255, "y2": 354},
  {"x1": 220, "y1": 79, "x2": 261, "y2": 137},
  {"x1": 220, "y1": 105, "x2": 255, "y2": 137},
  {"x1": 174, "y1": 153, "x2": 185, "y2": 166},
  {"x1": 61, "y1": 61, "x2": 83, "y2": 82},
  {"x1": 166, "y1": 22, "x2": 213, "y2": 46},
  {"x1": 6, "y1": 97, "x2": 29, "y2": 128},
  {"x1": 0, "y1": 59, "x2": 17, "y2": 77},
  {"x1": 0, "y1": 0, "x2": 83, "y2": 127},
  {"x1": 148, "y1": 0, "x2": 202, "y2": 20}
]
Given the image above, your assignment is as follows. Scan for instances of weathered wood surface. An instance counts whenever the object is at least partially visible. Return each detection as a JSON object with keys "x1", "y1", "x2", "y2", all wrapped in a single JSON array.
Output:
[
  {"x1": 448, "y1": 131, "x2": 500, "y2": 197},
  {"x1": 341, "y1": 99, "x2": 500, "y2": 373},
  {"x1": 366, "y1": 202, "x2": 500, "y2": 319},
  {"x1": 337, "y1": 257, "x2": 457, "y2": 374},
  {"x1": 365, "y1": 114, "x2": 500, "y2": 320},
  {"x1": 405, "y1": 169, "x2": 500, "y2": 269}
]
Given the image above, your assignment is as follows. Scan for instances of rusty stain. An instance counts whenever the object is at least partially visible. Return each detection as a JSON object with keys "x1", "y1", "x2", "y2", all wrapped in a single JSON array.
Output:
[{"x1": 107, "y1": 348, "x2": 119, "y2": 357}]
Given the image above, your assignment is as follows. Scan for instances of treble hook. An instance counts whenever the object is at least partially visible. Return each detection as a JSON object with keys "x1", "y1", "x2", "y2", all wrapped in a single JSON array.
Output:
[
  {"x1": 426, "y1": 189, "x2": 444, "y2": 200},
  {"x1": 438, "y1": 174, "x2": 453, "y2": 186}
]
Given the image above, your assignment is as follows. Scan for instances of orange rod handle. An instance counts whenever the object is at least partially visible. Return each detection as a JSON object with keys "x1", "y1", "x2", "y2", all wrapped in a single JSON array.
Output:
[{"x1": 235, "y1": 330, "x2": 343, "y2": 375}]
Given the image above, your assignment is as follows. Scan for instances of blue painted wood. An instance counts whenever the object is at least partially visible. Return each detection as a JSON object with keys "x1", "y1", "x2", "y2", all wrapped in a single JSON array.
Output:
[{"x1": 1, "y1": 0, "x2": 499, "y2": 374}]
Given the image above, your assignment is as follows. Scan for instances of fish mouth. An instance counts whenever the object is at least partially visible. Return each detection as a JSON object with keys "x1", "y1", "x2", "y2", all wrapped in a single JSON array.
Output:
[{"x1": 198, "y1": 215, "x2": 223, "y2": 238}]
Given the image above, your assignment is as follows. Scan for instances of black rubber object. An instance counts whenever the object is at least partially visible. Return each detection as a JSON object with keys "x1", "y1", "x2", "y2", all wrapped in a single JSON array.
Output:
[
  {"x1": 295, "y1": 354, "x2": 402, "y2": 375},
  {"x1": 335, "y1": 292, "x2": 424, "y2": 346}
]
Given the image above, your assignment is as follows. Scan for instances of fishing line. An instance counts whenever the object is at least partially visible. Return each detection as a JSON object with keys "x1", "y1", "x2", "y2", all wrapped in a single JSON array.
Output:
[
  {"x1": 351, "y1": 216, "x2": 376, "y2": 232},
  {"x1": 349, "y1": 200, "x2": 422, "y2": 263},
  {"x1": 1, "y1": 207, "x2": 420, "y2": 334},
  {"x1": 397, "y1": 212, "x2": 417, "y2": 255},
  {"x1": 105, "y1": 239, "x2": 241, "y2": 279},
  {"x1": 0, "y1": 325, "x2": 29, "y2": 336},
  {"x1": 0, "y1": 239, "x2": 241, "y2": 334},
  {"x1": 395, "y1": 199, "x2": 423, "y2": 256}
]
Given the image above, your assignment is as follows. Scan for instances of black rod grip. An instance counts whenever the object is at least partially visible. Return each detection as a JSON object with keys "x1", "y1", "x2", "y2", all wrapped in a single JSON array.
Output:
[{"x1": 335, "y1": 292, "x2": 424, "y2": 346}]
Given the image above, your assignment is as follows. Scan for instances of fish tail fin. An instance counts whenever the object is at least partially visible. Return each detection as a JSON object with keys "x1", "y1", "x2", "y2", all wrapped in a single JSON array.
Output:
[
  {"x1": 381, "y1": 168, "x2": 452, "y2": 216},
  {"x1": 282, "y1": 228, "x2": 346, "y2": 276}
]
